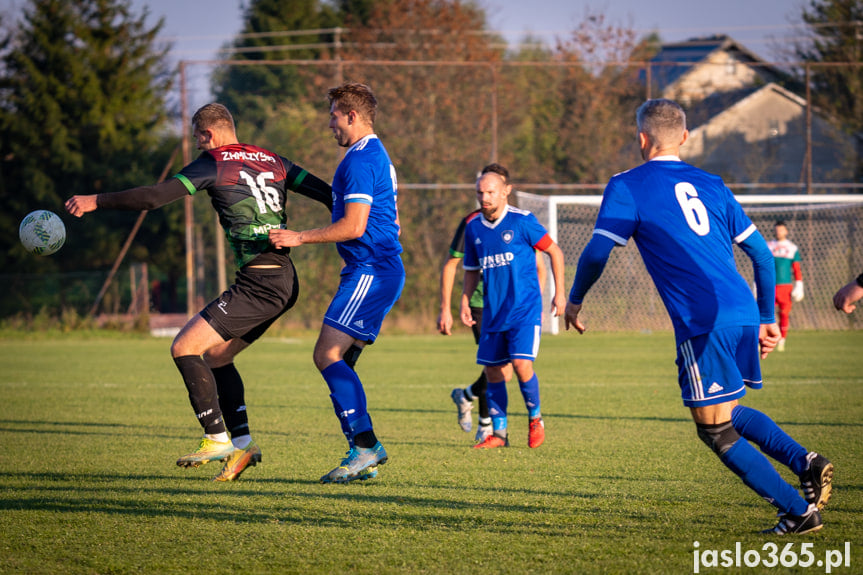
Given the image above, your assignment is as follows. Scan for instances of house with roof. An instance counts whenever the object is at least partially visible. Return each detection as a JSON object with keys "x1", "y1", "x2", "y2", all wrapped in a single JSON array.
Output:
[{"x1": 646, "y1": 35, "x2": 858, "y2": 190}]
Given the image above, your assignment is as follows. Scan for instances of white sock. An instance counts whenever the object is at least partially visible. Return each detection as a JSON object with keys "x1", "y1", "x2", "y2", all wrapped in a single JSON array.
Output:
[
  {"x1": 232, "y1": 435, "x2": 252, "y2": 449},
  {"x1": 206, "y1": 432, "x2": 230, "y2": 443}
]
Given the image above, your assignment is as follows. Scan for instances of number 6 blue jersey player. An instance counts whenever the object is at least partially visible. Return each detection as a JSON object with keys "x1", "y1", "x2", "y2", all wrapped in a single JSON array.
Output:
[{"x1": 564, "y1": 99, "x2": 833, "y2": 535}]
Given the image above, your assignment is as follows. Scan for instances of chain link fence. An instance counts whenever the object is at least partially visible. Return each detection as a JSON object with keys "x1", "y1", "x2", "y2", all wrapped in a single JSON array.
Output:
[{"x1": 518, "y1": 191, "x2": 863, "y2": 333}]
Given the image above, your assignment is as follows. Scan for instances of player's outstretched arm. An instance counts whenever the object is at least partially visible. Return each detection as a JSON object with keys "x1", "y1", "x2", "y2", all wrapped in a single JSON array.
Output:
[
  {"x1": 66, "y1": 179, "x2": 187, "y2": 217},
  {"x1": 270, "y1": 202, "x2": 370, "y2": 248},
  {"x1": 65, "y1": 195, "x2": 98, "y2": 217}
]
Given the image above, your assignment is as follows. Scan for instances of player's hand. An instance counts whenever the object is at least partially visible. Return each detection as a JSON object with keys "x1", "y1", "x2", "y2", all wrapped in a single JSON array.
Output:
[
  {"x1": 550, "y1": 293, "x2": 567, "y2": 318},
  {"x1": 758, "y1": 322, "x2": 781, "y2": 358},
  {"x1": 437, "y1": 310, "x2": 453, "y2": 335},
  {"x1": 833, "y1": 281, "x2": 863, "y2": 314},
  {"x1": 459, "y1": 301, "x2": 475, "y2": 328},
  {"x1": 269, "y1": 228, "x2": 303, "y2": 248},
  {"x1": 65, "y1": 195, "x2": 98, "y2": 217},
  {"x1": 564, "y1": 301, "x2": 586, "y2": 334}
]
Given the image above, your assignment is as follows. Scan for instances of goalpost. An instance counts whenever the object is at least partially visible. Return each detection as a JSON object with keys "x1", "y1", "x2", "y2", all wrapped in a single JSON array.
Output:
[{"x1": 517, "y1": 191, "x2": 863, "y2": 334}]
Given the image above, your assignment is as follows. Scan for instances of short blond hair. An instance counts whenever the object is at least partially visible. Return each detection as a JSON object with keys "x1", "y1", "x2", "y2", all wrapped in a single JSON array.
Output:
[
  {"x1": 192, "y1": 103, "x2": 235, "y2": 132},
  {"x1": 636, "y1": 99, "x2": 686, "y2": 148},
  {"x1": 327, "y1": 83, "x2": 377, "y2": 125}
]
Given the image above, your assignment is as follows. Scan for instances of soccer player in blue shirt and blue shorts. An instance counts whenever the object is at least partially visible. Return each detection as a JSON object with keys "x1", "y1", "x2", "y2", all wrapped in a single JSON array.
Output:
[
  {"x1": 460, "y1": 164, "x2": 566, "y2": 449},
  {"x1": 564, "y1": 99, "x2": 833, "y2": 534},
  {"x1": 270, "y1": 83, "x2": 404, "y2": 483}
]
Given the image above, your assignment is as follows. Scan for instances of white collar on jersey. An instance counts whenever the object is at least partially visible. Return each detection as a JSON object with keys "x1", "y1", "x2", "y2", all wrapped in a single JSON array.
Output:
[
  {"x1": 649, "y1": 155, "x2": 681, "y2": 162},
  {"x1": 481, "y1": 203, "x2": 509, "y2": 229},
  {"x1": 347, "y1": 133, "x2": 379, "y2": 153}
]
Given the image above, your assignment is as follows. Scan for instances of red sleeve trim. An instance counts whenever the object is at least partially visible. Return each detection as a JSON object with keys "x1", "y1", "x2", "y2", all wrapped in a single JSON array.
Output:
[
  {"x1": 792, "y1": 261, "x2": 802, "y2": 281},
  {"x1": 534, "y1": 234, "x2": 553, "y2": 251}
]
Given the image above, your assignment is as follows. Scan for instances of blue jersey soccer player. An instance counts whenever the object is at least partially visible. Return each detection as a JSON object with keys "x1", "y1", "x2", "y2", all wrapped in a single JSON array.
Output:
[
  {"x1": 438, "y1": 164, "x2": 548, "y2": 444},
  {"x1": 565, "y1": 98, "x2": 833, "y2": 535},
  {"x1": 270, "y1": 83, "x2": 404, "y2": 483},
  {"x1": 460, "y1": 165, "x2": 565, "y2": 449}
]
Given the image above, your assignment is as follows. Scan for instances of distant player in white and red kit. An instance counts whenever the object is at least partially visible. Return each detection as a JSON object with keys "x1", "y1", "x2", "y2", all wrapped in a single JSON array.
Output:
[
  {"x1": 767, "y1": 221, "x2": 804, "y2": 351},
  {"x1": 459, "y1": 164, "x2": 566, "y2": 449},
  {"x1": 65, "y1": 103, "x2": 333, "y2": 481}
]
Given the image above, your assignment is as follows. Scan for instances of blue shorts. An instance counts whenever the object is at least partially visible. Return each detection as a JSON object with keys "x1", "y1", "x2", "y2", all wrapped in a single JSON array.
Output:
[
  {"x1": 477, "y1": 324, "x2": 541, "y2": 366},
  {"x1": 323, "y1": 261, "x2": 405, "y2": 343},
  {"x1": 676, "y1": 325, "x2": 763, "y2": 407}
]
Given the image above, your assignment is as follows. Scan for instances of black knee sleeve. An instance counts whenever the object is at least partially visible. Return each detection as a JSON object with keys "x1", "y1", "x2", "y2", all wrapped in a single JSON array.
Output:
[
  {"x1": 696, "y1": 421, "x2": 741, "y2": 457},
  {"x1": 343, "y1": 344, "x2": 363, "y2": 370}
]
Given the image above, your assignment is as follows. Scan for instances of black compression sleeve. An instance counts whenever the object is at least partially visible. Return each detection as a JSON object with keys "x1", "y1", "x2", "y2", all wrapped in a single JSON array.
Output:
[
  {"x1": 96, "y1": 177, "x2": 188, "y2": 211},
  {"x1": 286, "y1": 163, "x2": 333, "y2": 212}
]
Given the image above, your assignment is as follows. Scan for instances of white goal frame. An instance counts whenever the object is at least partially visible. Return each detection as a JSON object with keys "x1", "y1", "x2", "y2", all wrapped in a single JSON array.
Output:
[{"x1": 518, "y1": 192, "x2": 863, "y2": 334}]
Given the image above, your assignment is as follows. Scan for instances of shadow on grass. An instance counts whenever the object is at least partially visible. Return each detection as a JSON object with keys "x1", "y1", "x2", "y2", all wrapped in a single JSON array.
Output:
[
  {"x1": 372, "y1": 408, "x2": 863, "y2": 427},
  {"x1": 0, "y1": 470, "x2": 626, "y2": 535}
]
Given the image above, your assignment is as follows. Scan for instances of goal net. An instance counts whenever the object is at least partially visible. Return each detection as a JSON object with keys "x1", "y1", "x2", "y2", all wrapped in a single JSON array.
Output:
[{"x1": 517, "y1": 191, "x2": 863, "y2": 334}]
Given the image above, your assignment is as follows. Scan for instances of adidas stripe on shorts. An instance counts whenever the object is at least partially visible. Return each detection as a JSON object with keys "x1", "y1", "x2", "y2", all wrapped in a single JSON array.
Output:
[
  {"x1": 323, "y1": 261, "x2": 405, "y2": 343},
  {"x1": 676, "y1": 325, "x2": 762, "y2": 407}
]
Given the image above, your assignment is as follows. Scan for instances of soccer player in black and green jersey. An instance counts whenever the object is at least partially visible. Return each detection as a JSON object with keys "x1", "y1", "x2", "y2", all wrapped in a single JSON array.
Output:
[{"x1": 65, "y1": 103, "x2": 333, "y2": 481}]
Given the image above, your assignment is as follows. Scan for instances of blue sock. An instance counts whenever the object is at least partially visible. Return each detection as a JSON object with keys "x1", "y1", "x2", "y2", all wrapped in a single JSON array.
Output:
[
  {"x1": 518, "y1": 374, "x2": 541, "y2": 419},
  {"x1": 731, "y1": 405, "x2": 809, "y2": 475},
  {"x1": 721, "y1": 437, "x2": 810, "y2": 516},
  {"x1": 486, "y1": 380, "x2": 508, "y2": 433},
  {"x1": 321, "y1": 361, "x2": 371, "y2": 445}
]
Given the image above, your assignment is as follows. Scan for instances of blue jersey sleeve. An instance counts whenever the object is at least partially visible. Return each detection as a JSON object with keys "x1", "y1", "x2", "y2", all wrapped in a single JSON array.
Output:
[
  {"x1": 738, "y1": 230, "x2": 776, "y2": 323},
  {"x1": 341, "y1": 160, "x2": 375, "y2": 206},
  {"x1": 725, "y1": 187, "x2": 758, "y2": 243},
  {"x1": 594, "y1": 178, "x2": 637, "y2": 245},
  {"x1": 522, "y1": 212, "x2": 551, "y2": 247},
  {"x1": 569, "y1": 234, "x2": 616, "y2": 304}
]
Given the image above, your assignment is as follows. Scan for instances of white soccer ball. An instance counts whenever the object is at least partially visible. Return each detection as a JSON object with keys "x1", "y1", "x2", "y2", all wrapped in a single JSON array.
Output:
[{"x1": 19, "y1": 210, "x2": 66, "y2": 256}]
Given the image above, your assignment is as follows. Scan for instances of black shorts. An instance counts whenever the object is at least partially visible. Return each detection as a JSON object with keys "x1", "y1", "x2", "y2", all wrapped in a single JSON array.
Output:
[
  {"x1": 200, "y1": 261, "x2": 299, "y2": 344},
  {"x1": 470, "y1": 307, "x2": 483, "y2": 344}
]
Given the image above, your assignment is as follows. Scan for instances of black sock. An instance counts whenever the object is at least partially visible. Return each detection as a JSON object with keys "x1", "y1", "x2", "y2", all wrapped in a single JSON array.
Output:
[
  {"x1": 173, "y1": 355, "x2": 226, "y2": 435},
  {"x1": 353, "y1": 430, "x2": 378, "y2": 449},
  {"x1": 211, "y1": 363, "x2": 249, "y2": 438},
  {"x1": 471, "y1": 371, "x2": 489, "y2": 420}
]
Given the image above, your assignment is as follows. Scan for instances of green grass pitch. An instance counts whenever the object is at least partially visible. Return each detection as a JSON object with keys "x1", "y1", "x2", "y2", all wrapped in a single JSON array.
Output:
[{"x1": 1, "y1": 330, "x2": 860, "y2": 573}]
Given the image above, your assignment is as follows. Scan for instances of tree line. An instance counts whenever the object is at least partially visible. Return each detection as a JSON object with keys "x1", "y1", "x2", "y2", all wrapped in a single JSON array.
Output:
[{"x1": 0, "y1": 0, "x2": 859, "y2": 325}]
